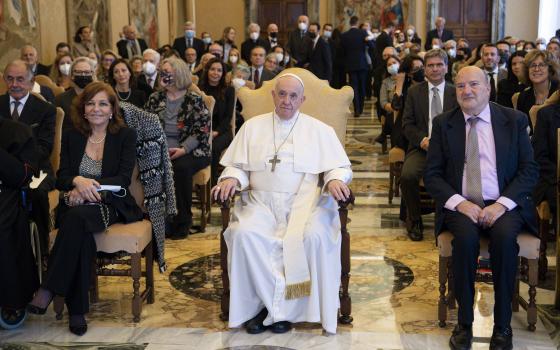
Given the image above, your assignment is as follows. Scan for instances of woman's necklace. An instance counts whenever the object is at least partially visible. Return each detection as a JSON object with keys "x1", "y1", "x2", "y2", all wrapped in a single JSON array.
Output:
[
  {"x1": 89, "y1": 134, "x2": 106, "y2": 144},
  {"x1": 534, "y1": 80, "x2": 551, "y2": 105},
  {"x1": 270, "y1": 113, "x2": 299, "y2": 172},
  {"x1": 117, "y1": 89, "x2": 132, "y2": 101}
]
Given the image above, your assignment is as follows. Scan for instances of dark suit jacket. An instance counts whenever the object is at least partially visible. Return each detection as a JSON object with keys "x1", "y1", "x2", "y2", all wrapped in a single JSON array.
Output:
[
  {"x1": 425, "y1": 28, "x2": 454, "y2": 50},
  {"x1": 39, "y1": 85, "x2": 55, "y2": 104},
  {"x1": 340, "y1": 27, "x2": 372, "y2": 72},
  {"x1": 401, "y1": 81, "x2": 458, "y2": 150},
  {"x1": 287, "y1": 29, "x2": 312, "y2": 67},
  {"x1": 55, "y1": 88, "x2": 77, "y2": 132},
  {"x1": 308, "y1": 38, "x2": 332, "y2": 81},
  {"x1": 137, "y1": 73, "x2": 161, "y2": 98},
  {"x1": 116, "y1": 38, "x2": 148, "y2": 59},
  {"x1": 532, "y1": 103, "x2": 560, "y2": 205},
  {"x1": 374, "y1": 31, "x2": 393, "y2": 64},
  {"x1": 424, "y1": 103, "x2": 539, "y2": 235},
  {"x1": 250, "y1": 67, "x2": 275, "y2": 89},
  {"x1": 240, "y1": 38, "x2": 271, "y2": 64},
  {"x1": 172, "y1": 36, "x2": 205, "y2": 61},
  {"x1": 0, "y1": 93, "x2": 56, "y2": 174},
  {"x1": 56, "y1": 127, "x2": 142, "y2": 223},
  {"x1": 34, "y1": 63, "x2": 51, "y2": 77}
]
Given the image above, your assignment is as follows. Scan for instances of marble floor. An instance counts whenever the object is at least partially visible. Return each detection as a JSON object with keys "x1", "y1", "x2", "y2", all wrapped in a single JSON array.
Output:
[{"x1": 1, "y1": 99, "x2": 559, "y2": 349}]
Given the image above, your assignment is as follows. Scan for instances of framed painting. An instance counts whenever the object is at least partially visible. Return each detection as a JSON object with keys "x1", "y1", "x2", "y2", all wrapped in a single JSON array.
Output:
[{"x1": 0, "y1": 0, "x2": 41, "y2": 68}]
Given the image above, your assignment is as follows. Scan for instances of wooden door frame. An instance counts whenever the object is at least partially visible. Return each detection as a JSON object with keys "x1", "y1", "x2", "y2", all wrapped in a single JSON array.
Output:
[
  {"x1": 246, "y1": 0, "x2": 318, "y2": 28},
  {"x1": 427, "y1": 0, "x2": 505, "y2": 42}
]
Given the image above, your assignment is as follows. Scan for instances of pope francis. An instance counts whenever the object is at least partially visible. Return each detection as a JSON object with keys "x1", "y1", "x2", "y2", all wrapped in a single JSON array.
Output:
[{"x1": 212, "y1": 73, "x2": 352, "y2": 334}]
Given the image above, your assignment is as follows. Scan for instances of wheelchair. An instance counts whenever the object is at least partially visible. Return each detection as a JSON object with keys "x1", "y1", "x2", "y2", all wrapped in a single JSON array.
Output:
[{"x1": 0, "y1": 188, "x2": 42, "y2": 330}]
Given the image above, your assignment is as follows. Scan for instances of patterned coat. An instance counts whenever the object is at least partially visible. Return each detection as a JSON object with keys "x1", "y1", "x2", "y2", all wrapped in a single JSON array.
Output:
[{"x1": 144, "y1": 90, "x2": 211, "y2": 158}]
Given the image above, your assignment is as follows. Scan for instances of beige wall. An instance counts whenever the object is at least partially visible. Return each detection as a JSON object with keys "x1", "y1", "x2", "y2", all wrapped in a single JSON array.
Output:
[
  {"x1": 39, "y1": 0, "x2": 68, "y2": 64},
  {"x1": 193, "y1": 0, "x2": 246, "y2": 43},
  {"x1": 108, "y1": 0, "x2": 129, "y2": 54},
  {"x1": 505, "y1": 0, "x2": 539, "y2": 41}
]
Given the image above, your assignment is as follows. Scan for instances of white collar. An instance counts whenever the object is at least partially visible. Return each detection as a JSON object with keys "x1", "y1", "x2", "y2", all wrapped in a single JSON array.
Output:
[
  {"x1": 428, "y1": 80, "x2": 446, "y2": 93},
  {"x1": 273, "y1": 110, "x2": 299, "y2": 126},
  {"x1": 10, "y1": 92, "x2": 30, "y2": 107}
]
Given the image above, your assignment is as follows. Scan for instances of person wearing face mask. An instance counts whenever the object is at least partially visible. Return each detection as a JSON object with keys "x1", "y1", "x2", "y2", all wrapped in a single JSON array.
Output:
[
  {"x1": 306, "y1": 22, "x2": 332, "y2": 82},
  {"x1": 536, "y1": 38, "x2": 547, "y2": 51},
  {"x1": 50, "y1": 53, "x2": 74, "y2": 90},
  {"x1": 444, "y1": 39, "x2": 457, "y2": 82},
  {"x1": 405, "y1": 25, "x2": 422, "y2": 46},
  {"x1": 241, "y1": 23, "x2": 271, "y2": 64},
  {"x1": 273, "y1": 45, "x2": 292, "y2": 70},
  {"x1": 379, "y1": 55, "x2": 402, "y2": 148},
  {"x1": 56, "y1": 57, "x2": 96, "y2": 132},
  {"x1": 425, "y1": 16, "x2": 454, "y2": 51},
  {"x1": 265, "y1": 23, "x2": 281, "y2": 51},
  {"x1": 287, "y1": 15, "x2": 312, "y2": 68},
  {"x1": 201, "y1": 32, "x2": 213, "y2": 52},
  {"x1": 496, "y1": 40, "x2": 511, "y2": 70},
  {"x1": 172, "y1": 21, "x2": 205, "y2": 62},
  {"x1": 217, "y1": 26, "x2": 238, "y2": 64},
  {"x1": 137, "y1": 48, "x2": 161, "y2": 97},
  {"x1": 225, "y1": 47, "x2": 243, "y2": 74}
]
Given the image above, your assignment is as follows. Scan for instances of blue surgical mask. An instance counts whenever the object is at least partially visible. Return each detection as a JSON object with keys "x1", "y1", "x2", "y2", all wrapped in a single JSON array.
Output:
[
  {"x1": 185, "y1": 30, "x2": 195, "y2": 39},
  {"x1": 203, "y1": 37, "x2": 212, "y2": 45}
]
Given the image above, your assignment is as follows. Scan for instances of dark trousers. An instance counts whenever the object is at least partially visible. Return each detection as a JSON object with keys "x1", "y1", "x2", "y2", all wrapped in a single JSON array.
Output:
[
  {"x1": 171, "y1": 154, "x2": 210, "y2": 234},
  {"x1": 365, "y1": 67, "x2": 373, "y2": 99},
  {"x1": 348, "y1": 70, "x2": 367, "y2": 115},
  {"x1": 44, "y1": 204, "x2": 118, "y2": 315},
  {"x1": 400, "y1": 149, "x2": 427, "y2": 221},
  {"x1": 30, "y1": 174, "x2": 55, "y2": 257},
  {"x1": 331, "y1": 65, "x2": 346, "y2": 89},
  {"x1": 211, "y1": 131, "x2": 233, "y2": 185},
  {"x1": 444, "y1": 207, "x2": 523, "y2": 327}
]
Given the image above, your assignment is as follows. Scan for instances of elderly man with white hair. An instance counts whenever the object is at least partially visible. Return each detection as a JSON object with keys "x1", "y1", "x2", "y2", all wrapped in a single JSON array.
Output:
[
  {"x1": 172, "y1": 21, "x2": 205, "y2": 60},
  {"x1": 137, "y1": 48, "x2": 161, "y2": 96},
  {"x1": 212, "y1": 73, "x2": 352, "y2": 334},
  {"x1": 117, "y1": 25, "x2": 148, "y2": 59},
  {"x1": 241, "y1": 22, "x2": 271, "y2": 63}
]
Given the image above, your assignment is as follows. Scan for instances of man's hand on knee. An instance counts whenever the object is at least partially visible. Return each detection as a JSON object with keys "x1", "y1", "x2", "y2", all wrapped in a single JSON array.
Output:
[
  {"x1": 478, "y1": 202, "x2": 507, "y2": 228},
  {"x1": 327, "y1": 180, "x2": 350, "y2": 201},
  {"x1": 212, "y1": 178, "x2": 239, "y2": 202},
  {"x1": 420, "y1": 137, "x2": 430, "y2": 151},
  {"x1": 456, "y1": 200, "x2": 482, "y2": 224}
]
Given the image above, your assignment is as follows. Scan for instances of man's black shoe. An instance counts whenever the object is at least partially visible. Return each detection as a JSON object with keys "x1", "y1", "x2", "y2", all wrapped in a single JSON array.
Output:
[
  {"x1": 490, "y1": 325, "x2": 513, "y2": 350},
  {"x1": 374, "y1": 133, "x2": 386, "y2": 145},
  {"x1": 407, "y1": 220, "x2": 423, "y2": 241},
  {"x1": 449, "y1": 324, "x2": 473, "y2": 350},
  {"x1": 270, "y1": 321, "x2": 292, "y2": 333},
  {"x1": 245, "y1": 308, "x2": 268, "y2": 334}
]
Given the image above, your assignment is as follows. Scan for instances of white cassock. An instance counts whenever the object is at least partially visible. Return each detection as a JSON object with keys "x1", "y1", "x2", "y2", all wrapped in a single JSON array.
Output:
[{"x1": 219, "y1": 111, "x2": 352, "y2": 334}]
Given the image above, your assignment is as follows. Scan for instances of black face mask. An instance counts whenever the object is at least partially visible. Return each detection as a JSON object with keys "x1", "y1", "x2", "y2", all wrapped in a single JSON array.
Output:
[
  {"x1": 411, "y1": 69, "x2": 425, "y2": 82},
  {"x1": 73, "y1": 75, "x2": 93, "y2": 89},
  {"x1": 308, "y1": 32, "x2": 317, "y2": 39},
  {"x1": 455, "y1": 54, "x2": 465, "y2": 61},
  {"x1": 498, "y1": 51, "x2": 509, "y2": 65},
  {"x1": 269, "y1": 32, "x2": 278, "y2": 38}
]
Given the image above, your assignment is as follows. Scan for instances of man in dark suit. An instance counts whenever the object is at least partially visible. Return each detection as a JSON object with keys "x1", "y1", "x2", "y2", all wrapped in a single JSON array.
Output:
[
  {"x1": 341, "y1": 16, "x2": 374, "y2": 117},
  {"x1": 374, "y1": 23, "x2": 395, "y2": 69},
  {"x1": 117, "y1": 25, "x2": 148, "y2": 59},
  {"x1": 241, "y1": 23, "x2": 271, "y2": 64},
  {"x1": 137, "y1": 49, "x2": 161, "y2": 97},
  {"x1": 264, "y1": 23, "x2": 281, "y2": 51},
  {"x1": 249, "y1": 46, "x2": 275, "y2": 89},
  {"x1": 306, "y1": 22, "x2": 332, "y2": 82},
  {"x1": 425, "y1": 17, "x2": 455, "y2": 51},
  {"x1": 21, "y1": 45, "x2": 50, "y2": 76},
  {"x1": 481, "y1": 44, "x2": 508, "y2": 103},
  {"x1": 401, "y1": 49, "x2": 458, "y2": 241},
  {"x1": 172, "y1": 21, "x2": 205, "y2": 62},
  {"x1": 1, "y1": 60, "x2": 56, "y2": 258},
  {"x1": 424, "y1": 66, "x2": 538, "y2": 350},
  {"x1": 287, "y1": 15, "x2": 312, "y2": 68}
]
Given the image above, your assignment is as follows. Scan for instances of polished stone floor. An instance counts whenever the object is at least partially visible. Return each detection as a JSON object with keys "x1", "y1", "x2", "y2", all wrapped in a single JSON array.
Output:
[{"x1": 1, "y1": 99, "x2": 559, "y2": 349}]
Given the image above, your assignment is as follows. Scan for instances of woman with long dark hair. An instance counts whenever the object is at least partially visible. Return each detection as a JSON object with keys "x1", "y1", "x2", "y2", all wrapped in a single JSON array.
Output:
[
  {"x1": 497, "y1": 50, "x2": 527, "y2": 108},
  {"x1": 108, "y1": 58, "x2": 147, "y2": 108}
]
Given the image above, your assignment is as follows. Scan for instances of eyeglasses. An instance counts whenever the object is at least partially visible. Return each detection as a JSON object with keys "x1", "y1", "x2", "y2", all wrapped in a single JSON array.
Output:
[
  {"x1": 73, "y1": 70, "x2": 92, "y2": 76},
  {"x1": 529, "y1": 63, "x2": 548, "y2": 70}
]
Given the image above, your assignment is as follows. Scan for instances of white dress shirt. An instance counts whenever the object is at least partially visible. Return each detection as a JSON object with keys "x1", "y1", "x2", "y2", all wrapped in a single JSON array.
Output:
[{"x1": 10, "y1": 93, "x2": 30, "y2": 116}]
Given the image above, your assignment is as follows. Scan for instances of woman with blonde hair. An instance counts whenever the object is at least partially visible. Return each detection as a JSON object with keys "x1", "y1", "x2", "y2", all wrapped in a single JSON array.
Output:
[{"x1": 50, "y1": 53, "x2": 74, "y2": 90}]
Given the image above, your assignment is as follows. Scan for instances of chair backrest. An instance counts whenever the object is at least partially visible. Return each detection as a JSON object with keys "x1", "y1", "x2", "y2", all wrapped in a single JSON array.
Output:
[
  {"x1": 558, "y1": 129, "x2": 560, "y2": 236},
  {"x1": 512, "y1": 92, "x2": 520, "y2": 110},
  {"x1": 530, "y1": 90, "x2": 559, "y2": 130},
  {"x1": 50, "y1": 107, "x2": 65, "y2": 174},
  {"x1": 129, "y1": 164, "x2": 146, "y2": 212},
  {"x1": 191, "y1": 75, "x2": 199, "y2": 86},
  {"x1": 236, "y1": 67, "x2": 354, "y2": 144},
  {"x1": 35, "y1": 74, "x2": 65, "y2": 97},
  {"x1": 0, "y1": 73, "x2": 5, "y2": 95}
]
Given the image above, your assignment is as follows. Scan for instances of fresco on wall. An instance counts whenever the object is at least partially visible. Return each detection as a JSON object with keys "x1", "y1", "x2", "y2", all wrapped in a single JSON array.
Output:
[
  {"x1": 333, "y1": 0, "x2": 409, "y2": 31},
  {"x1": 0, "y1": 0, "x2": 40, "y2": 68},
  {"x1": 129, "y1": 0, "x2": 158, "y2": 49},
  {"x1": 66, "y1": 0, "x2": 110, "y2": 53}
]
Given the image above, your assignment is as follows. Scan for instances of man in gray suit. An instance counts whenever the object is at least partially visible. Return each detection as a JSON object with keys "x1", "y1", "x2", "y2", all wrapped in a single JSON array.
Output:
[
  {"x1": 481, "y1": 44, "x2": 508, "y2": 103},
  {"x1": 401, "y1": 49, "x2": 459, "y2": 241},
  {"x1": 249, "y1": 46, "x2": 275, "y2": 89}
]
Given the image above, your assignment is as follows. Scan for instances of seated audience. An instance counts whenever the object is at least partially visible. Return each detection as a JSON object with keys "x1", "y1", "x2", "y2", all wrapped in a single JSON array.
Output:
[
  {"x1": 96, "y1": 50, "x2": 118, "y2": 83},
  {"x1": 216, "y1": 26, "x2": 238, "y2": 64},
  {"x1": 27, "y1": 82, "x2": 143, "y2": 336},
  {"x1": 184, "y1": 47, "x2": 198, "y2": 72},
  {"x1": 241, "y1": 23, "x2": 270, "y2": 63},
  {"x1": 248, "y1": 46, "x2": 275, "y2": 88},
  {"x1": 547, "y1": 40, "x2": 560, "y2": 61},
  {"x1": 201, "y1": 31, "x2": 212, "y2": 52},
  {"x1": 50, "y1": 53, "x2": 74, "y2": 90},
  {"x1": 172, "y1": 21, "x2": 205, "y2": 60},
  {"x1": 137, "y1": 48, "x2": 161, "y2": 97},
  {"x1": 379, "y1": 54, "x2": 401, "y2": 148},
  {"x1": 480, "y1": 44, "x2": 508, "y2": 103},
  {"x1": 424, "y1": 66, "x2": 538, "y2": 350},
  {"x1": 129, "y1": 56, "x2": 143, "y2": 77},
  {"x1": 524, "y1": 41, "x2": 537, "y2": 52},
  {"x1": 199, "y1": 58, "x2": 236, "y2": 185},
  {"x1": 273, "y1": 45, "x2": 293, "y2": 70},
  {"x1": 208, "y1": 42, "x2": 224, "y2": 61},
  {"x1": 497, "y1": 50, "x2": 527, "y2": 108},
  {"x1": 72, "y1": 26, "x2": 101, "y2": 58},
  {"x1": 144, "y1": 57, "x2": 211, "y2": 239},
  {"x1": 108, "y1": 58, "x2": 147, "y2": 108},
  {"x1": 117, "y1": 25, "x2": 148, "y2": 59},
  {"x1": 264, "y1": 53, "x2": 280, "y2": 76},
  {"x1": 226, "y1": 47, "x2": 243, "y2": 73},
  {"x1": 21, "y1": 45, "x2": 50, "y2": 76},
  {"x1": 193, "y1": 52, "x2": 215, "y2": 80}
]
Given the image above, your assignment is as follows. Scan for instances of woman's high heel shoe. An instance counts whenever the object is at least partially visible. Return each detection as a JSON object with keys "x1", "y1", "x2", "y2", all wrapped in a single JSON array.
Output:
[
  {"x1": 69, "y1": 314, "x2": 88, "y2": 336},
  {"x1": 26, "y1": 289, "x2": 54, "y2": 315}
]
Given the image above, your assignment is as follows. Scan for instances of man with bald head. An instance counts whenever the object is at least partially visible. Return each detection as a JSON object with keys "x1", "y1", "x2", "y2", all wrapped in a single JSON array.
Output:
[
  {"x1": 20, "y1": 45, "x2": 50, "y2": 76},
  {"x1": 425, "y1": 16, "x2": 455, "y2": 51},
  {"x1": 424, "y1": 66, "x2": 538, "y2": 350},
  {"x1": 117, "y1": 24, "x2": 148, "y2": 59},
  {"x1": 287, "y1": 15, "x2": 312, "y2": 67},
  {"x1": 212, "y1": 74, "x2": 352, "y2": 335}
]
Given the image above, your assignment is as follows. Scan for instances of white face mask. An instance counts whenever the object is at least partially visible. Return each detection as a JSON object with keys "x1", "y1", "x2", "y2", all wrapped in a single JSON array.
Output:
[
  {"x1": 89, "y1": 59, "x2": 98, "y2": 71},
  {"x1": 404, "y1": 48, "x2": 410, "y2": 55},
  {"x1": 250, "y1": 32, "x2": 260, "y2": 41},
  {"x1": 59, "y1": 63, "x2": 71, "y2": 76},
  {"x1": 298, "y1": 22, "x2": 307, "y2": 31},
  {"x1": 142, "y1": 61, "x2": 156, "y2": 75},
  {"x1": 232, "y1": 77, "x2": 246, "y2": 89},
  {"x1": 447, "y1": 48, "x2": 456, "y2": 58},
  {"x1": 323, "y1": 30, "x2": 332, "y2": 39},
  {"x1": 432, "y1": 44, "x2": 440, "y2": 49},
  {"x1": 372, "y1": 32, "x2": 380, "y2": 40},
  {"x1": 284, "y1": 54, "x2": 290, "y2": 64},
  {"x1": 537, "y1": 44, "x2": 546, "y2": 51},
  {"x1": 229, "y1": 55, "x2": 238, "y2": 64},
  {"x1": 387, "y1": 63, "x2": 400, "y2": 76},
  {"x1": 406, "y1": 29, "x2": 414, "y2": 37}
]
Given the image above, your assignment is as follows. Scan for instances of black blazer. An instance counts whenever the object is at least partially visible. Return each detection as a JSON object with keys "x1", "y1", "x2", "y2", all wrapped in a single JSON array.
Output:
[
  {"x1": 517, "y1": 80, "x2": 559, "y2": 132},
  {"x1": 497, "y1": 79, "x2": 526, "y2": 109},
  {"x1": 39, "y1": 85, "x2": 55, "y2": 104},
  {"x1": 424, "y1": 103, "x2": 539, "y2": 235},
  {"x1": 137, "y1": 73, "x2": 161, "y2": 98},
  {"x1": 0, "y1": 93, "x2": 56, "y2": 174},
  {"x1": 374, "y1": 31, "x2": 393, "y2": 64},
  {"x1": 35, "y1": 63, "x2": 51, "y2": 76},
  {"x1": 172, "y1": 36, "x2": 205, "y2": 61},
  {"x1": 249, "y1": 67, "x2": 275, "y2": 89},
  {"x1": 308, "y1": 38, "x2": 333, "y2": 82},
  {"x1": 240, "y1": 38, "x2": 271, "y2": 64},
  {"x1": 287, "y1": 29, "x2": 312, "y2": 67},
  {"x1": 340, "y1": 27, "x2": 372, "y2": 72},
  {"x1": 116, "y1": 38, "x2": 148, "y2": 59},
  {"x1": 532, "y1": 103, "x2": 560, "y2": 204},
  {"x1": 425, "y1": 28, "x2": 454, "y2": 50},
  {"x1": 56, "y1": 127, "x2": 142, "y2": 223},
  {"x1": 401, "y1": 81, "x2": 458, "y2": 150}
]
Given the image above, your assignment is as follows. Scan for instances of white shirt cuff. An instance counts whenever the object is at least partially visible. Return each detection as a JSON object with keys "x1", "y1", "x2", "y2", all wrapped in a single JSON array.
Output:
[
  {"x1": 496, "y1": 196, "x2": 517, "y2": 211},
  {"x1": 218, "y1": 166, "x2": 249, "y2": 191},
  {"x1": 444, "y1": 194, "x2": 466, "y2": 211},
  {"x1": 322, "y1": 167, "x2": 353, "y2": 194}
]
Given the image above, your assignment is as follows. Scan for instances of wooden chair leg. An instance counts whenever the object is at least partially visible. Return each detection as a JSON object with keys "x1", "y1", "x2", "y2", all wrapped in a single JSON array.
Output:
[
  {"x1": 145, "y1": 241, "x2": 155, "y2": 304},
  {"x1": 438, "y1": 256, "x2": 449, "y2": 327},
  {"x1": 205, "y1": 182, "x2": 212, "y2": 224},
  {"x1": 513, "y1": 257, "x2": 520, "y2": 313},
  {"x1": 447, "y1": 258, "x2": 456, "y2": 309},
  {"x1": 198, "y1": 185, "x2": 207, "y2": 232},
  {"x1": 53, "y1": 295, "x2": 65, "y2": 320},
  {"x1": 538, "y1": 216, "x2": 549, "y2": 280},
  {"x1": 338, "y1": 200, "x2": 353, "y2": 324},
  {"x1": 388, "y1": 163, "x2": 394, "y2": 204},
  {"x1": 219, "y1": 202, "x2": 231, "y2": 321},
  {"x1": 131, "y1": 252, "x2": 142, "y2": 322},
  {"x1": 527, "y1": 258, "x2": 538, "y2": 331}
]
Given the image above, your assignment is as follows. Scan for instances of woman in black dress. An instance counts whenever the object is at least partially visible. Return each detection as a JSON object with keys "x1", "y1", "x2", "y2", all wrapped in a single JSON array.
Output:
[
  {"x1": 27, "y1": 82, "x2": 142, "y2": 336},
  {"x1": 108, "y1": 58, "x2": 147, "y2": 108},
  {"x1": 497, "y1": 50, "x2": 527, "y2": 108}
]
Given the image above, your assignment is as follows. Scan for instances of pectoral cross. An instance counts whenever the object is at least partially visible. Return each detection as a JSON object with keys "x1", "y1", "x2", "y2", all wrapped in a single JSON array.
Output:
[{"x1": 269, "y1": 155, "x2": 281, "y2": 172}]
